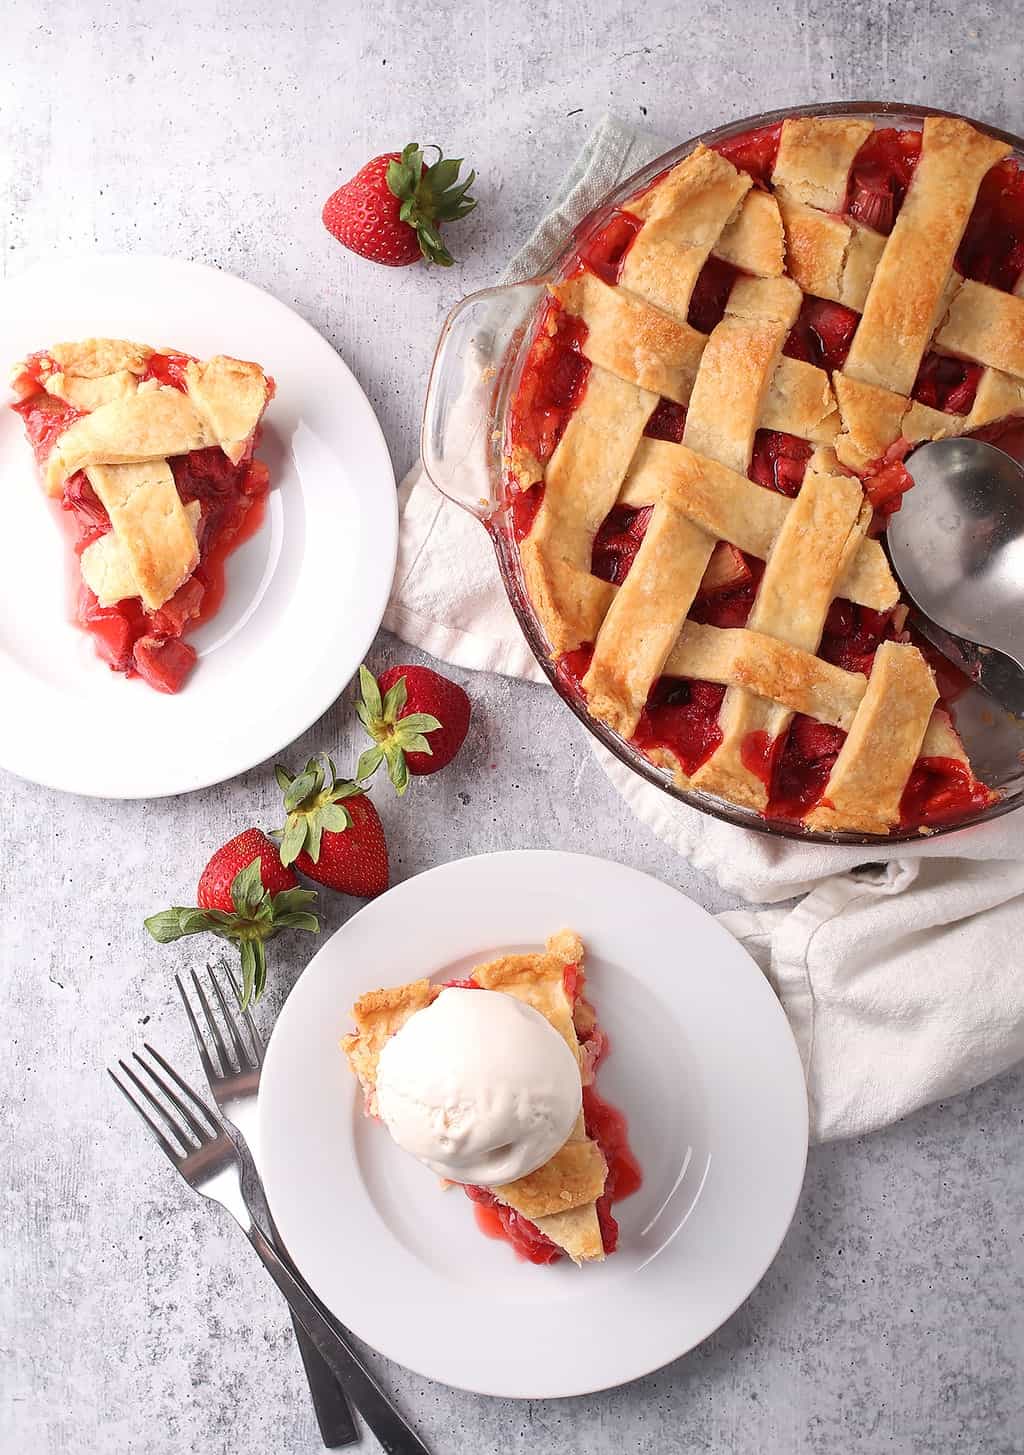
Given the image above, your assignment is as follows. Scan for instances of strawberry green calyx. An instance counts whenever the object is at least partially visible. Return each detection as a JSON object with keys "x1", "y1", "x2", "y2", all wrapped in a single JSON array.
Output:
[
  {"x1": 355, "y1": 665, "x2": 441, "y2": 796},
  {"x1": 276, "y1": 754, "x2": 363, "y2": 866},
  {"x1": 386, "y1": 143, "x2": 477, "y2": 266},
  {"x1": 144, "y1": 858, "x2": 319, "y2": 1008}
]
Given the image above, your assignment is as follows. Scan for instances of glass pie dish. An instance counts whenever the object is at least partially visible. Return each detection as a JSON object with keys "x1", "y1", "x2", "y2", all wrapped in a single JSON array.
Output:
[{"x1": 420, "y1": 101, "x2": 1024, "y2": 845}]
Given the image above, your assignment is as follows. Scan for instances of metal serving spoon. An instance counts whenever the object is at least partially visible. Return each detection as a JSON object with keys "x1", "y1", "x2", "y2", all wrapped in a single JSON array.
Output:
[{"x1": 887, "y1": 437, "x2": 1024, "y2": 718}]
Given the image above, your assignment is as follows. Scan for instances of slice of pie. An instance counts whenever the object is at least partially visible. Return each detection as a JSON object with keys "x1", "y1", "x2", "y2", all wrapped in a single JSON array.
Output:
[
  {"x1": 9, "y1": 339, "x2": 275, "y2": 693},
  {"x1": 342, "y1": 931, "x2": 641, "y2": 1265}
]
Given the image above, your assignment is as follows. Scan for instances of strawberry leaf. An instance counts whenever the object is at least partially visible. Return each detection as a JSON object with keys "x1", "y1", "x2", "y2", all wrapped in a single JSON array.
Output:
[
  {"x1": 319, "y1": 801, "x2": 352, "y2": 833},
  {"x1": 274, "y1": 763, "x2": 292, "y2": 792},
  {"x1": 357, "y1": 744, "x2": 385, "y2": 781},
  {"x1": 275, "y1": 911, "x2": 321, "y2": 932},
  {"x1": 271, "y1": 886, "x2": 318, "y2": 917},
  {"x1": 382, "y1": 676, "x2": 407, "y2": 718},
  {"x1": 384, "y1": 144, "x2": 476, "y2": 268},
  {"x1": 231, "y1": 859, "x2": 265, "y2": 917},
  {"x1": 144, "y1": 908, "x2": 198, "y2": 942},
  {"x1": 395, "y1": 712, "x2": 441, "y2": 735},
  {"x1": 284, "y1": 770, "x2": 318, "y2": 812},
  {"x1": 398, "y1": 734, "x2": 432, "y2": 756},
  {"x1": 239, "y1": 939, "x2": 258, "y2": 1010},
  {"x1": 359, "y1": 664, "x2": 383, "y2": 720},
  {"x1": 280, "y1": 814, "x2": 307, "y2": 868},
  {"x1": 387, "y1": 747, "x2": 410, "y2": 797}
]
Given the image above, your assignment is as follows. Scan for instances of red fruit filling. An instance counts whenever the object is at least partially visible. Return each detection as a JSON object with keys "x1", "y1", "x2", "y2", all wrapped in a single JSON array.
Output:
[
  {"x1": 784, "y1": 296, "x2": 860, "y2": 373},
  {"x1": 578, "y1": 209, "x2": 644, "y2": 284},
  {"x1": 819, "y1": 599, "x2": 897, "y2": 675},
  {"x1": 862, "y1": 460, "x2": 915, "y2": 515},
  {"x1": 912, "y1": 354, "x2": 983, "y2": 415},
  {"x1": 690, "y1": 554, "x2": 764, "y2": 629},
  {"x1": 644, "y1": 397, "x2": 687, "y2": 443},
  {"x1": 12, "y1": 393, "x2": 86, "y2": 465},
  {"x1": 508, "y1": 300, "x2": 590, "y2": 465},
  {"x1": 766, "y1": 715, "x2": 848, "y2": 820},
  {"x1": 555, "y1": 643, "x2": 595, "y2": 696},
  {"x1": 591, "y1": 504, "x2": 654, "y2": 585},
  {"x1": 956, "y1": 158, "x2": 1024, "y2": 291},
  {"x1": 687, "y1": 255, "x2": 741, "y2": 334},
  {"x1": 633, "y1": 677, "x2": 726, "y2": 776},
  {"x1": 713, "y1": 122, "x2": 783, "y2": 185},
  {"x1": 844, "y1": 128, "x2": 921, "y2": 234},
  {"x1": 749, "y1": 429, "x2": 813, "y2": 497},
  {"x1": 141, "y1": 350, "x2": 195, "y2": 390},
  {"x1": 508, "y1": 481, "x2": 545, "y2": 544},
  {"x1": 899, "y1": 757, "x2": 997, "y2": 827}
]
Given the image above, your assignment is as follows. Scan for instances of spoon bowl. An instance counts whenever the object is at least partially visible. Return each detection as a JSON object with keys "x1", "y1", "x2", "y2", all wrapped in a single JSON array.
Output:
[{"x1": 889, "y1": 438, "x2": 1024, "y2": 671}]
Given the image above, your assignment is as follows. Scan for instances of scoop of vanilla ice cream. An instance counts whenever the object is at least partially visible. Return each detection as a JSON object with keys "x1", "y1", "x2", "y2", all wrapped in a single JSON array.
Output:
[{"x1": 374, "y1": 987, "x2": 582, "y2": 1186}]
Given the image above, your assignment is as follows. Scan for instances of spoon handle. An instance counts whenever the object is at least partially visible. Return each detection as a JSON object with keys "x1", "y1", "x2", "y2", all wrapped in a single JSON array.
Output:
[{"x1": 909, "y1": 611, "x2": 1024, "y2": 720}]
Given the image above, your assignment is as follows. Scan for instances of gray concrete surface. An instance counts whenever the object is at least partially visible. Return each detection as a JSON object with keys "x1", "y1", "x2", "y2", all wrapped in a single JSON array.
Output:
[{"x1": 2, "y1": 2, "x2": 1023, "y2": 1451}]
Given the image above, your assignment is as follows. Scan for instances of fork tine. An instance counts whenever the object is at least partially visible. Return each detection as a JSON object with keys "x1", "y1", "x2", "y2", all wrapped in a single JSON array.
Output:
[
  {"x1": 139, "y1": 1044, "x2": 220, "y2": 1141},
  {"x1": 108, "y1": 1067, "x2": 184, "y2": 1163},
  {"x1": 116, "y1": 1058, "x2": 196, "y2": 1153},
  {"x1": 208, "y1": 963, "x2": 254, "y2": 1070},
  {"x1": 176, "y1": 973, "x2": 218, "y2": 1084},
  {"x1": 189, "y1": 967, "x2": 231, "y2": 1075},
  {"x1": 224, "y1": 959, "x2": 264, "y2": 1062}
]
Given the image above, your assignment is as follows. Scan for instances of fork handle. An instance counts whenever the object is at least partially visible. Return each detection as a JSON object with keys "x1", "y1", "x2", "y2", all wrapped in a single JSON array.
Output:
[
  {"x1": 293, "y1": 1314, "x2": 360, "y2": 1448},
  {"x1": 246, "y1": 1222, "x2": 432, "y2": 1455}
]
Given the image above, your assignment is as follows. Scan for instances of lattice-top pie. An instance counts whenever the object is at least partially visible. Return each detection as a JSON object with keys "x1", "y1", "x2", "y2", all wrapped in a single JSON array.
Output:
[
  {"x1": 506, "y1": 113, "x2": 1024, "y2": 834},
  {"x1": 9, "y1": 339, "x2": 274, "y2": 693},
  {"x1": 342, "y1": 931, "x2": 641, "y2": 1265}
]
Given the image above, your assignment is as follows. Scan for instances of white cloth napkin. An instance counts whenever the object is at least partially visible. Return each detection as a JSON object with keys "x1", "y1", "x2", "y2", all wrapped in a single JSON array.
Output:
[{"x1": 384, "y1": 116, "x2": 1024, "y2": 1143}]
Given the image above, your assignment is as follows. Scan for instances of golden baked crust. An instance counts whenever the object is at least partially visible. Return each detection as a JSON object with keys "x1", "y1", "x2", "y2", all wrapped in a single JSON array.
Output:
[
  {"x1": 80, "y1": 499, "x2": 201, "y2": 608},
  {"x1": 44, "y1": 387, "x2": 214, "y2": 495},
  {"x1": 341, "y1": 979, "x2": 436, "y2": 1115},
  {"x1": 49, "y1": 338, "x2": 153, "y2": 377},
  {"x1": 513, "y1": 112, "x2": 1008, "y2": 833},
  {"x1": 340, "y1": 932, "x2": 613, "y2": 1265},
  {"x1": 184, "y1": 356, "x2": 270, "y2": 464}
]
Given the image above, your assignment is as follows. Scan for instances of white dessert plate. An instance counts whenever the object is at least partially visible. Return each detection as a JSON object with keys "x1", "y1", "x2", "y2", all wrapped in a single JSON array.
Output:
[
  {"x1": 259, "y1": 850, "x2": 808, "y2": 1398},
  {"x1": 0, "y1": 254, "x2": 397, "y2": 798}
]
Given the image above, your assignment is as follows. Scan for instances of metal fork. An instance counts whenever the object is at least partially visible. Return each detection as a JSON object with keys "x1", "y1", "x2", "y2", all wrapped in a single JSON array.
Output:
[
  {"x1": 175, "y1": 965, "x2": 356, "y2": 1451},
  {"x1": 110, "y1": 1039, "x2": 432, "y2": 1455}
]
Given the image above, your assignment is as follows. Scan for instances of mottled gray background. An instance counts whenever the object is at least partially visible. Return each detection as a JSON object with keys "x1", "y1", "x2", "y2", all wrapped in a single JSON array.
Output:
[{"x1": 2, "y1": 1, "x2": 1023, "y2": 1452}]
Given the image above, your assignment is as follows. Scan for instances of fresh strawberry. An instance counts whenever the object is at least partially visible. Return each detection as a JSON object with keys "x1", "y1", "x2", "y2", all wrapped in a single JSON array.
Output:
[
  {"x1": 145, "y1": 830, "x2": 319, "y2": 1007},
  {"x1": 322, "y1": 142, "x2": 477, "y2": 267},
  {"x1": 356, "y1": 663, "x2": 471, "y2": 793},
  {"x1": 277, "y1": 755, "x2": 389, "y2": 897},
  {"x1": 197, "y1": 828, "x2": 297, "y2": 911}
]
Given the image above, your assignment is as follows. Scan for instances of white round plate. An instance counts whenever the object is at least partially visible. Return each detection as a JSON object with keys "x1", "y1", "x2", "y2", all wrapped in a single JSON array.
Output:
[
  {"x1": 259, "y1": 851, "x2": 808, "y2": 1398},
  {"x1": 0, "y1": 255, "x2": 397, "y2": 798}
]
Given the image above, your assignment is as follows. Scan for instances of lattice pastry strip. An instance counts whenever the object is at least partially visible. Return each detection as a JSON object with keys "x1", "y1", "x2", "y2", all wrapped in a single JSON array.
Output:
[
  {"x1": 690, "y1": 457, "x2": 870, "y2": 809},
  {"x1": 843, "y1": 117, "x2": 1010, "y2": 394},
  {"x1": 806, "y1": 642, "x2": 940, "y2": 834},
  {"x1": 520, "y1": 368, "x2": 655, "y2": 652}
]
